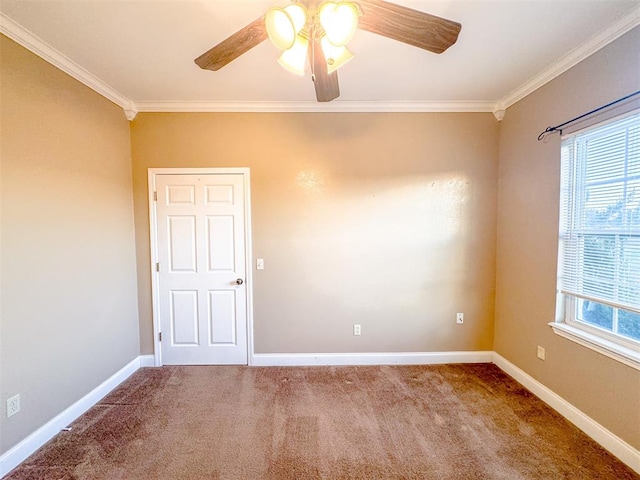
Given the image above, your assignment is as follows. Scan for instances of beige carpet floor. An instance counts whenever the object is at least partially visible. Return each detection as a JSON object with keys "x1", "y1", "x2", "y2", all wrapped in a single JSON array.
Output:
[{"x1": 5, "y1": 364, "x2": 639, "y2": 479}]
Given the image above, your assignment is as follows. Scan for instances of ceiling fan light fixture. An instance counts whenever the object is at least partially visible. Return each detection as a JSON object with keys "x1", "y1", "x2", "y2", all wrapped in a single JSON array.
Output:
[
  {"x1": 319, "y1": 2, "x2": 359, "y2": 47},
  {"x1": 284, "y1": 4, "x2": 307, "y2": 32},
  {"x1": 320, "y1": 36, "x2": 353, "y2": 74},
  {"x1": 265, "y1": 5, "x2": 307, "y2": 50},
  {"x1": 278, "y1": 35, "x2": 309, "y2": 76}
]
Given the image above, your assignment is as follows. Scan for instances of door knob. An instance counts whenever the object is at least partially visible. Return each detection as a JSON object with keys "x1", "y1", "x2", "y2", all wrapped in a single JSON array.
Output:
[{"x1": 235, "y1": 278, "x2": 244, "y2": 285}]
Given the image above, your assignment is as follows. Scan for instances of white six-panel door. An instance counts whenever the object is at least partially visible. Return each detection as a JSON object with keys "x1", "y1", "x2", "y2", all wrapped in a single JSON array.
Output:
[{"x1": 153, "y1": 172, "x2": 248, "y2": 365}]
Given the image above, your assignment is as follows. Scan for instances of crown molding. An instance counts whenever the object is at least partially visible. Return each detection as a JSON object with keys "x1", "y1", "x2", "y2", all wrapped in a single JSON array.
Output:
[
  {"x1": 134, "y1": 100, "x2": 495, "y2": 113},
  {"x1": 496, "y1": 4, "x2": 640, "y2": 112},
  {"x1": 0, "y1": 13, "x2": 137, "y2": 120}
]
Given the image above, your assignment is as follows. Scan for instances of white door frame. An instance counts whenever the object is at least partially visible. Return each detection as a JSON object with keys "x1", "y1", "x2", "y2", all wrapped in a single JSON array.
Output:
[{"x1": 148, "y1": 168, "x2": 254, "y2": 367}]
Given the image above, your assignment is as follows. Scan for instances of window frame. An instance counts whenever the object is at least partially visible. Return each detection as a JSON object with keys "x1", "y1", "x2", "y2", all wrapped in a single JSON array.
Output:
[{"x1": 552, "y1": 110, "x2": 640, "y2": 370}]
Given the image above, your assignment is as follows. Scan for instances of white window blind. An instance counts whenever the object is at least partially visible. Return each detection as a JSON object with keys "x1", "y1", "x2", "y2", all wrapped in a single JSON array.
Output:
[{"x1": 559, "y1": 112, "x2": 640, "y2": 314}]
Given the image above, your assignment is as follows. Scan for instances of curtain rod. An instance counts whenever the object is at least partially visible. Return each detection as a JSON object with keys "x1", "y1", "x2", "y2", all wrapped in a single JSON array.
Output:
[{"x1": 537, "y1": 90, "x2": 640, "y2": 141}]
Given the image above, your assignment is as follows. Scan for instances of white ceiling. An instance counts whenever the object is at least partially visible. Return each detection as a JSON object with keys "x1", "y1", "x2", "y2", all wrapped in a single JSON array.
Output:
[{"x1": 1, "y1": 0, "x2": 639, "y2": 115}]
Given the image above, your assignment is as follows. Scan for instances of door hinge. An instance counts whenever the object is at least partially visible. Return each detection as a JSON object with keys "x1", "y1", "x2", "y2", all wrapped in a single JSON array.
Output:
[
  {"x1": 153, "y1": 191, "x2": 158, "y2": 201},
  {"x1": 159, "y1": 332, "x2": 162, "y2": 342},
  {"x1": 156, "y1": 262, "x2": 160, "y2": 272}
]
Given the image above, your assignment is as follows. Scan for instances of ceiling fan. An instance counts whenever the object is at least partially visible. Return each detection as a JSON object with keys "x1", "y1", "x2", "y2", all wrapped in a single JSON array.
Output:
[{"x1": 194, "y1": 0, "x2": 461, "y2": 102}]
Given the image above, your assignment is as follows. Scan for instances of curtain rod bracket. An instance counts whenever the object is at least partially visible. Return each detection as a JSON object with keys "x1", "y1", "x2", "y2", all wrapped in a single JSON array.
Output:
[{"x1": 538, "y1": 126, "x2": 561, "y2": 141}]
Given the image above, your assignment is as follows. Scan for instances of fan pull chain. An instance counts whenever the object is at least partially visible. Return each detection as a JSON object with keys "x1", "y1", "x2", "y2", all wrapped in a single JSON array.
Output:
[{"x1": 311, "y1": 31, "x2": 316, "y2": 83}]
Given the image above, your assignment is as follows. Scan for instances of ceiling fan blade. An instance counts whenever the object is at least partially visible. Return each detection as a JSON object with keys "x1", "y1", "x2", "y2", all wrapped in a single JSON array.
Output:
[
  {"x1": 310, "y1": 38, "x2": 340, "y2": 102},
  {"x1": 195, "y1": 17, "x2": 267, "y2": 71},
  {"x1": 358, "y1": 0, "x2": 461, "y2": 54}
]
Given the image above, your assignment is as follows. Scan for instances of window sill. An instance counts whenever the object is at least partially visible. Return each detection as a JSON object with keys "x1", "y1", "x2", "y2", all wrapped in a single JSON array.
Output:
[{"x1": 549, "y1": 322, "x2": 640, "y2": 371}]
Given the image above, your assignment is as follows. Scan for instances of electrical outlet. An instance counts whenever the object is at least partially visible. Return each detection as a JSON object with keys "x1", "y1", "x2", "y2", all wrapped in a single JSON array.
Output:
[
  {"x1": 7, "y1": 394, "x2": 20, "y2": 418},
  {"x1": 537, "y1": 345, "x2": 546, "y2": 360},
  {"x1": 456, "y1": 313, "x2": 464, "y2": 324},
  {"x1": 353, "y1": 324, "x2": 361, "y2": 336}
]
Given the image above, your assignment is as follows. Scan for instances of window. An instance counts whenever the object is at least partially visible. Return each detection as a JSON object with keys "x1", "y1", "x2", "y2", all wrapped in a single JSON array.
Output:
[{"x1": 553, "y1": 111, "x2": 640, "y2": 369}]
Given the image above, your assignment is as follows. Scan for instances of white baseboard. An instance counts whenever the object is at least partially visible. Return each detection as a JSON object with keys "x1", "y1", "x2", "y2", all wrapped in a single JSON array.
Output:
[
  {"x1": 0, "y1": 355, "x2": 147, "y2": 478},
  {"x1": 250, "y1": 351, "x2": 494, "y2": 366},
  {"x1": 139, "y1": 354, "x2": 155, "y2": 367},
  {"x1": 492, "y1": 353, "x2": 640, "y2": 474}
]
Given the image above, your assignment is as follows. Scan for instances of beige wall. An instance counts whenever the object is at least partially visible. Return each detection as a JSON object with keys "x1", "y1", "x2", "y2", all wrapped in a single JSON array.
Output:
[
  {"x1": 495, "y1": 26, "x2": 640, "y2": 449},
  {"x1": 131, "y1": 112, "x2": 498, "y2": 355},
  {"x1": 0, "y1": 36, "x2": 140, "y2": 454}
]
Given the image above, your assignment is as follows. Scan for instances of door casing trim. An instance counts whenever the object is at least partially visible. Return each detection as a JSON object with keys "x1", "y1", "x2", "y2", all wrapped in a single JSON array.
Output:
[{"x1": 147, "y1": 168, "x2": 254, "y2": 366}]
